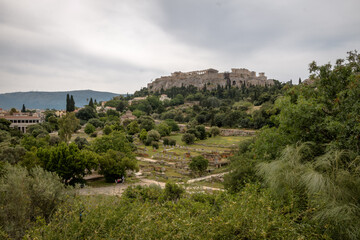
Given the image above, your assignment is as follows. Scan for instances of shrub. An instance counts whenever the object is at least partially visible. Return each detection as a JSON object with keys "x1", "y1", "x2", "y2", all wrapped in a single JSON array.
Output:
[
  {"x1": 182, "y1": 133, "x2": 195, "y2": 145},
  {"x1": 164, "y1": 182, "x2": 184, "y2": 201},
  {"x1": 210, "y1": 126, "x2": 220, "y2": 137},
  {"x1": 103, "y1": 125, "x2": 112, "y2": 135},
  {"x1": 189, "y1": 155, "x2": 208, "y2": 175},
  {"x1": 84, "y1": 123, "x2": 96, "y2": 135}
]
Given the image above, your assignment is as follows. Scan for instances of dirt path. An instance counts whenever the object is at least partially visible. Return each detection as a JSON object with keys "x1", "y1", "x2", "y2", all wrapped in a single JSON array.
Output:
[
  {"x1": 187, "y1": 172, "x2": 229, "y2": 183},
  {"x1": 78, "y1": 174, "x2": 225, "y2": 196},
  {"x1": 78, "y1": 178, "x2": 166, "y2": 196}
]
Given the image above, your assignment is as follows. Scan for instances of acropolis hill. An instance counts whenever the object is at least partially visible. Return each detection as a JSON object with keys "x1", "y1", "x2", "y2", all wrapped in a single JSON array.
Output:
[{"x1": 147, "y1": 68, "x2": 275, "y2": 92}]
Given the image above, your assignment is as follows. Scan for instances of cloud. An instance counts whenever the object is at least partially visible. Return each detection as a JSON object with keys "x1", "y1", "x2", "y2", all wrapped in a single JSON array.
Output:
[{"x1": 0, "y1": 0, "x2": 359, "y2": 93}]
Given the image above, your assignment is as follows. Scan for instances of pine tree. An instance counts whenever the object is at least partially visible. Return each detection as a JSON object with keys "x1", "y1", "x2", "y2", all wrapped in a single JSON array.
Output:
[{"x1": 21, "y1": 104, "x2": 26, "y2": 113}]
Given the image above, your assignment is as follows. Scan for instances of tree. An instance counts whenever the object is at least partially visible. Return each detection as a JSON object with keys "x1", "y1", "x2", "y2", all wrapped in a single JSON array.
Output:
[
  {"x1": 37, "y1": 142, "x2": 98, "y2": 184},
  {"x1": 58, "y1": 112, "x2": 79, "y2": 143},
  {"x1": 210, "y1": 126, "x2": 220, "y2": 137},
  {"x1": 139, "y1": 129, "x2": 147, "y2": 143},
  {"x1": 127, "y1": 121, "x2": 140, "y2": 135},
  {"x1": 189, "y1": 155, "x2": 208, "y2": 176},
  {"x1": 138, "y1": 116, "x2": 155, "y2": 131},
  {"x1": 156, "y1": 122, "x2": 171, "y2": 137},
  {"x1": 103, "y1": 125, "x2": 112, "y2": 135},
  {"x1": 0, "y1": 164, "x2": 69, "y2": 239},
  {"x1": 88, "y1": 118, "x2": 104, "y2": 128},
  {"x1": 21, "y1": 104, "x2": 26, "y2": 112},
  {"x1": 182, "y1": 133, "x2": 195, "y2": 145},
  {"x1": 145, "y1": 130, "x2": 160, "y2": 146},
  {"x1": 76, "y1": 106, "x2": 97, "y2": 121},
  {"x1": 116, "y1": 100, "x2": 127, "y2": 112},
  {"x1": 89, "y1": 97, "x2": 94, "y2": 108},
  {"x1": 92, "y1": 131, "x2": 134, "y2": 154},
  {"x1": 66, "y1": 94, "x2": 70, "y2": 112},
  {"x1": 99, "y1": 149, "x2": 138, "y2": 182},
  {"x1": 165, "y1": 119, "x2": 179, "y2": 131},
  {"x1": 70, "y1": 95, "x2": 75, "y2": 111}
]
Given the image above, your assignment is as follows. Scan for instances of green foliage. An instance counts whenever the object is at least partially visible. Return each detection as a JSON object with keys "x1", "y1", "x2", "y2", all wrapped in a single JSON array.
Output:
[
  {"x1": 27, "y1": 124, "x2": 49, "y2": 138},
  {"x1": 91, "y1": 131, "x2": 134, "y2": 154},
  {"x1": 74, "y1": 136, "x2": 89, "y2": 150},
  {"x1": 76, "y1": 106, "x2": 97, "y2": 121},
  {"x1": 209, "y1": 126, "x2": 220, "y2": 137},
  {"x1": 103, "y1": 125, "x2": 112, "y2": 135},
  {"x1": 0, "y1": 145, "x2": 26, "y2": 164},
  {"x1": 156, "y1": 122, "x2": 171, "y2": 137},
  {"x1": 164, "y1": 119, "x2": 179, "y2": 131},
  {"x1": 138, "y1": 116, "x2": 155, "y2": 131},
  {"x1": 189, "y1": 155, "x2": 208, "y2": 175},
  {"x1": 253, "y1": 52, "x2": 360, "y2": 240},
  {"x1": 139, "y1": 129, "x2": 147, "y2": 143},
  {"x1": 181, "y1": 133, "x2": 195, "y2": 145},
  {"x1": 26, "y1": 184, "x2": 323, "y2": 239},
  {"x1": 99, "y1": 149, "x2": 138, "y2": 182},
  {"x1": 88, "y1": 118, "x2": 104, "y2": 128},
  {"x1": 84, "y1": 123, "x2": 96, "y2": 135},
  {"x1": 37, "y1": 143, "x2": 98, "y2": 184},
  {"x1": 145, "y1": 130, "x2": 160, "y2": 146},
  {"x1": 163, "y1": 137, "x2": 175, "y2": 146},
  {"x1": 0, "y1": 164, "x2": 69, "y2": 239},
  {"x1": 106, "y1": 109, "x2": 120, "y2": 117},
  {"x1": 58, "y1": 112, "x2": 80, "y2": 143},
  {"x1": 164, "y1": 182, "x2": 184, "y2": 201},
  {"x1": 127, "y1": 121, "x2": 140, "y2": 135}
]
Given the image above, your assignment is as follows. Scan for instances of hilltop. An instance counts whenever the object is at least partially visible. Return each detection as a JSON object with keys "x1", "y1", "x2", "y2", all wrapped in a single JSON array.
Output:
[
  {"x1": 0, "y1": 90, "x2": 121, "y2": 110},
  {"x1": 147, "y1": 68, "x2": 275, "y2": 92}
]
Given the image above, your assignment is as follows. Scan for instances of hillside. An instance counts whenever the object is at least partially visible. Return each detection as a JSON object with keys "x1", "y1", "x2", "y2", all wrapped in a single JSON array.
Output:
[{"x1": 0, "y1": 90, "x2": 121, "y2": 110}]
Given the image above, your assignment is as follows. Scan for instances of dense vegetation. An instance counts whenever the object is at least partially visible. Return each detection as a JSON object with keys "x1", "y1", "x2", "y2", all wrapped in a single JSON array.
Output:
[{"x1": 0, "y1": 52, "x2": 359, "y2": 239}]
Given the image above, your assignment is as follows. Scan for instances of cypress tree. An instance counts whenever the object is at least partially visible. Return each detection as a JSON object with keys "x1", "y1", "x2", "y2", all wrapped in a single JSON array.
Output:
[
  {"x1": 89, "y1": 98, "x2": 94, "y2": 108},
  {"x1": 21, "y1": 104, "x2": 26, "y2": 113},
  {"x1": 66, "y1": 94, "x2": 70, "y2": 112},
  {"x1": 70, "y1": 95, "x2": 75, "y2": 112}
]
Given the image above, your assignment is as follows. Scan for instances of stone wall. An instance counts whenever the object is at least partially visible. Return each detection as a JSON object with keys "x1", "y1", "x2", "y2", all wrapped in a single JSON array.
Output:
[{"x1": 148, "y1": 68, "x2": 275, "y2": 92}]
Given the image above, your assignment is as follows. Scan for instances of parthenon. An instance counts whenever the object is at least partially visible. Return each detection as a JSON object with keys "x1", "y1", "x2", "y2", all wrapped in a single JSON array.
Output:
[{"x1": 147, "y1": 68, "x2": 275, "y2": 92}]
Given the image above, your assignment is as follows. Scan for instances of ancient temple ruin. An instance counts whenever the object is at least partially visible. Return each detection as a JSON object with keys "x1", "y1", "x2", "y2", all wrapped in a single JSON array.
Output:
[{"x1": 147, "y1": 68, "x2": 275, "y2": 92}]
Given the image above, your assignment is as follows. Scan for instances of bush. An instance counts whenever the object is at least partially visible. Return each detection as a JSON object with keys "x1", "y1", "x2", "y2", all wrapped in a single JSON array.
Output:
[
  {"x1": 164, "y1": 119, "x2": 179, "y2": 131},
  {"x1": 182, "y1": 133, "x2": 195, "y2": 145},
  {"x1": 156, "y1": 122, "x2": 171, "y2": 137},
  {"x1": 151, "y1": 141, "x2": 159, "y2": 149},
  {"x1": 74, "y1": 136, "x2": 89, "y2": 150},
  {"x1": 0, "y1": 164, "x2": 69, "y2": 239},
  {"x1": 103, "y1": 125, "x2": 112, "y2": 135},
  {"x1": 164, "y1": 182, "x2": 184, "y2": 201},
  {"x1": 210, "y1": 126, "x2": 220, "y2": 137},
  {"x1": 139, "y1": 129, "x2": 147, "y2": 143},
  {"x1": 88, "y1": 118, "x2": 104, "y2": 128},
  {"x1": 189, "y1": 155, "x2": 208, "y2": 175},
  {"x1": 84, "y1": 123, "x2": 96, "y2": 135},
  {"x1": 145, "y1": 130, "x2": 160, "y2": 146},
  {"x1": 90, "y1": 132, "x2": 97, "y2": 138}
]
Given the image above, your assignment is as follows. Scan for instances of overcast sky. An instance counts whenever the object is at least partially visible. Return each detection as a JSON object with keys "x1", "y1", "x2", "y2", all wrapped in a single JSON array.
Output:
[{"x1": 0, "y1": 0, "x2": 359, "y2": 94}]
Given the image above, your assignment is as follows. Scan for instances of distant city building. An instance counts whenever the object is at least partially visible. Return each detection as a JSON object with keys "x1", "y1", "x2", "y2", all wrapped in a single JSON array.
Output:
[{"x1": 2, "y1": 114, "x2": 43, "y2": 133}]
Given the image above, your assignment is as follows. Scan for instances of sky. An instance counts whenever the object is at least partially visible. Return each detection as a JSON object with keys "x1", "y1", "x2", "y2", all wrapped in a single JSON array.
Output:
[{"x1": 0, "y1": 0, "x2": 359, "y2": 94}]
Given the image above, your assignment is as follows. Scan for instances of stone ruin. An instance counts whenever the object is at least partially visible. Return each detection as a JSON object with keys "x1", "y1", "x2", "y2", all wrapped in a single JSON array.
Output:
[{"x1": 148, "y1": 68, "x2": 275, "y2": 92}]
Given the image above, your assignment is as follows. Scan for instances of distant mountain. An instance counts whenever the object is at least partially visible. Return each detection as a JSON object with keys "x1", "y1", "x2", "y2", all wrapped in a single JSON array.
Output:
[{"x1": 0, "y1": 90, "x2": 122, "y2": 110}]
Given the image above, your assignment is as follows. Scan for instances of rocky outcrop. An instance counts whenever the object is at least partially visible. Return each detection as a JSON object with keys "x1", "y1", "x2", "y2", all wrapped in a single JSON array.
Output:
[{"x1": 148, "y1": 68, "x2": 275, "y2": 92}]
